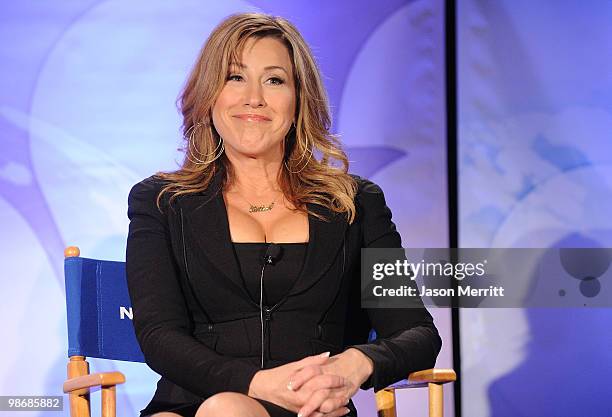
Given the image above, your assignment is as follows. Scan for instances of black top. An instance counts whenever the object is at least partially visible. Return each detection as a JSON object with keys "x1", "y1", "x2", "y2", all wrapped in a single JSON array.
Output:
[
  {"x1": 126, "y1": 172, "x2": 441, "y2": 413},
  {"x1": 232, "y1": 242, "x2": 308, "y2": 306}
]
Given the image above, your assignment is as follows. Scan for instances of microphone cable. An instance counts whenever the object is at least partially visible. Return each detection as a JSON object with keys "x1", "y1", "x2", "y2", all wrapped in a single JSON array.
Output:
[{"x1": 259, "y1": 243, "x2": 281, "y2": 368}]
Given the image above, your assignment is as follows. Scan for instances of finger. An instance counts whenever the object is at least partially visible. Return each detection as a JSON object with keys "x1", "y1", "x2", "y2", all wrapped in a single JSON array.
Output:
[
  {"x1": 292, "y1": 382, "x2": 345, "y2": 410},
  {"x1": 288, "y1": 352, "x2": 332, "y2": 391},
  {"x1": 317, "y1": 407, "x2": 351, "y2": 417},
  {"x1": 288, "y1": 364, "x2": 323, "y2": 391},
  {"x1": 318, "y1": 394, "x2": 350, "y2": 414},
  {"x1": 300, "y1": 374, "x2": 346, "y2": 392},
  {"x1": 327, "y1": 406, "x2": 351, "y2": 417},
  {"x1": 297, "y1": 352, "x2": 330, "y2": 368},
  {"x1": 297, "y1": 388, "x2": 330, "y2": 417},
  {"x1": 304, "y1": 405, "x2": 350, "y2": 417}
]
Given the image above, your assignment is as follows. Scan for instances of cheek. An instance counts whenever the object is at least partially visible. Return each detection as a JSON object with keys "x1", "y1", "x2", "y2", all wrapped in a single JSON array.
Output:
[
  {"x1": 211, "y1": 104, "x2": 222, "y2": 127},
  {"x1": 212, "y1": 93, "x2": 233, "y2": 128},
  {"x1": 273, "y1": 92, "x2": 296, "y2": 122}
]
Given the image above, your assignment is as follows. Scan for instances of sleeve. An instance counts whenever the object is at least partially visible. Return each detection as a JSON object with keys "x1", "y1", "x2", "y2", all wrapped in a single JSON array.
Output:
[
  {"x1": 346, "y1": 177, "x2": 443, "y2": 392},
  {"x1": 126, "y1": 177, "x2": 260, "y2": 398}
]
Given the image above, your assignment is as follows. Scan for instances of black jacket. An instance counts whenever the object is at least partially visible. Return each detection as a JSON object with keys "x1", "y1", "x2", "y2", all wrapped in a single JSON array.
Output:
[{"x1": 126, "y1": 171, "x2": 442, "y2": 408}]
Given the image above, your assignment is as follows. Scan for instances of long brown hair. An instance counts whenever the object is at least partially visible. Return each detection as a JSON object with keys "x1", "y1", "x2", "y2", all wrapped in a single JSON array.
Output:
[{"x1": 156, "y1": 12, "x2": 357, "y2": 223}]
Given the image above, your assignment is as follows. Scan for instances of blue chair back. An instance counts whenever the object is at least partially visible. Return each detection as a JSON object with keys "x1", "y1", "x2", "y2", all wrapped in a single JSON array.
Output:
[{"x1": 64, "y1": 256, "x2": 144, "y2": 362}]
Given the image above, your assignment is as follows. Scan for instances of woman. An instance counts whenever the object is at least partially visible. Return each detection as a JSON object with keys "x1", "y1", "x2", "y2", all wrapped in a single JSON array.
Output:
[{"x1": 126, "y1": 12, "x2": 442, "y2": 417}]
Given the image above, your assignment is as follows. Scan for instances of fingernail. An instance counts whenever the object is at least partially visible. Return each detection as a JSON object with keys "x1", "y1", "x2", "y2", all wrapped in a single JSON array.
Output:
[
  {"x1": 297, "y1": 413, "x2": 303, "y2": 417},
  {"x1": 287, "y1": 381, "x2": 293, "y2": 391},
  {"x1": 343, "y1": 406, "x2": 350, "y2": 414},
  {"x1": 319, "y1": 351, "x2": 330, "y2": 357}
]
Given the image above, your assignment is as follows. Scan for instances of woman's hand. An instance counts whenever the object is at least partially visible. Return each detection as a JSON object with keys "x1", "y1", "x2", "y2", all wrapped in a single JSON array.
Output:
[
  {"x1": 287, "y1": 348, "x2": 374, "y2": 417},
  {"x1": 248, "y1": 352, "x2": 352, "y2": 416}
]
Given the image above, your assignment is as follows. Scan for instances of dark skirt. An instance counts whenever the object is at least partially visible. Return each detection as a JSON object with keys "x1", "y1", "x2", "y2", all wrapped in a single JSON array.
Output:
[{"x1": 140, "y1": 397, "x2": 358, "y2": 417}]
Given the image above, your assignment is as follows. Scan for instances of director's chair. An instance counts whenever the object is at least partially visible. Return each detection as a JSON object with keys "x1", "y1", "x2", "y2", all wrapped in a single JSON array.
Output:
[{"x1": 62, "y1": 246, "x2": 456, "y2": 417}]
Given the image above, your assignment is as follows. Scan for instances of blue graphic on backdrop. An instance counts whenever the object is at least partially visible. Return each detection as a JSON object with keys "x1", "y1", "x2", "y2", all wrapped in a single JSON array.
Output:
[{"x1": 458, "y1": 1, "x2": 612, "y2": 415}]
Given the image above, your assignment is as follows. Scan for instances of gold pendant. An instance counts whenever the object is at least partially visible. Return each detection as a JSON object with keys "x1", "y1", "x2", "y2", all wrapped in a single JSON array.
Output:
[{"x1": 249, "y1": 202, "x2": 275, "y2": 213}]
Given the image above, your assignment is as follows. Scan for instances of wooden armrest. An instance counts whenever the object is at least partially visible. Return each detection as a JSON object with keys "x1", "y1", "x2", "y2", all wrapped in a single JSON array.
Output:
[
  {"x1": 386, "y1": 368, "x2": 457, "y2": 390},
  {"x1": 63, "y1": 372, "x2": 125, "y2": 394},
  {"x1": 408, "y1": 368, "x2": 456, "y2": 384}
]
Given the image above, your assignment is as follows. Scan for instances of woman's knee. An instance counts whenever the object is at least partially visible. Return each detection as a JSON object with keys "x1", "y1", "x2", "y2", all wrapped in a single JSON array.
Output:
[{"x1": 195, "y1": 392, "x2": 269, "y2": 417}]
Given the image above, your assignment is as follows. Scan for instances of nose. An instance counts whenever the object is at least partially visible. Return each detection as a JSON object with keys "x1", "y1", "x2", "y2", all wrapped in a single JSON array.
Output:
[{"x1": 244, "y1": 80, "x2": 265, "y2": 108}]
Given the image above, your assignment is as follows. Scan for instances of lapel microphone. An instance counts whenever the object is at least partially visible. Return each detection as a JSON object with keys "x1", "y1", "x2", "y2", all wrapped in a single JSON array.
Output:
[
  {"x1": 259, "y1": 243, "x2": 282, "y2": 368},
  {"x1": 263, "y1": 243, "x2": 282, "y2": 265}
]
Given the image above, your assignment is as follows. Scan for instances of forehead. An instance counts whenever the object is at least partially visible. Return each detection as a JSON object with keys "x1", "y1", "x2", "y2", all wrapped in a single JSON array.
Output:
[{"x1": 230, "y1": 37, "x2": 293, "y2": 72}]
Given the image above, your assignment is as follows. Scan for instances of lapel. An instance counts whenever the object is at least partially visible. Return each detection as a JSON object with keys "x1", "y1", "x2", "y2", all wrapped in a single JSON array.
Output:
[
  {"x1": 287, "y1": 202, "x2": 348, "y2": 297},
  {"x1": 178, "y1": 171, "x2": 349, "y2": 302}
]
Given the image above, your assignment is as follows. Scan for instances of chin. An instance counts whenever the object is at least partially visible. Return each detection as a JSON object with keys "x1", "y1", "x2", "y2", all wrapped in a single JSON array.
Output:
[
  {"x1": 226, "y1": 144, "x2": 272, "y2": 160},
  {"x1": 233, "y1": 140, "x2": 282, "y2": 158}
]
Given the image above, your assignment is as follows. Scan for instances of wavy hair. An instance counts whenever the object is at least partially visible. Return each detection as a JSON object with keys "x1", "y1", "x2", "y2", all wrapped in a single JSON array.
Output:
[{"x1": 156, "y1": 12, "x2": 357, "y2": 223}]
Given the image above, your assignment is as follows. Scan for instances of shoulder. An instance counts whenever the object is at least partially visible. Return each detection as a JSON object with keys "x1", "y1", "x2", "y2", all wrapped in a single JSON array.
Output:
[
  {"x1": 128, "y1": 175, "x2": 169, "y2": 202},
  {"x1": 129, "y1": 175, "x2": 167, "y2": 198},
  {"x1": 348, "y1": 174, "x2": 400, "y2": 245},
  {"x1": 348, "y1": 174, "x2": 389, "y2": 205},
  {"x1": 127, "y1": 175, "x2": 171, "y2": 215},
  {"x1": 348, "y1": 173, "x2": 394, "y2": 222}
]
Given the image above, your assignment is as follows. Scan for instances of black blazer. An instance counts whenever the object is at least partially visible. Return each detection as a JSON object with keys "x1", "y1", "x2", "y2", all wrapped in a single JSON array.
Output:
[{"x1": 126, "y1": 171, "x2": 442, "y2": 409}]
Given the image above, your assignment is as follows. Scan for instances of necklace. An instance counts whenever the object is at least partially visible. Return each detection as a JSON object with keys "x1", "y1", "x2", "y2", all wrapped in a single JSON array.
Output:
[
  {"x1": 239, "y1": 193, "x2": 278, "y2": 213},
  {"x1": 248, "y1": 200, "x2": 276, "y2": 213}
]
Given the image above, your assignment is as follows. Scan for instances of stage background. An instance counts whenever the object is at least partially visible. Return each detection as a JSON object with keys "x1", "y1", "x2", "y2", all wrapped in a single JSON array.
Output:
[
  {"x1": 458, "y1": 1, "x2": 612, "y2": 416},
  {"x1": 0, "y1": 1, "x2": 452, "y2": 416}
]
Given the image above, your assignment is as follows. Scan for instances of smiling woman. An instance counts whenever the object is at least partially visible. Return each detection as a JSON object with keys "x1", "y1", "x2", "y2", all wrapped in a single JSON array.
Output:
[{"x1": 126, "y1": 11, "x2": 441, "y2": 417}]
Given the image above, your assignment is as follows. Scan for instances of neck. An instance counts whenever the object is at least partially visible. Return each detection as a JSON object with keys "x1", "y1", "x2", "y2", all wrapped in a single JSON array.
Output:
[{"x1": 225, "y1": 155, "x2": 283, "y2": 197}]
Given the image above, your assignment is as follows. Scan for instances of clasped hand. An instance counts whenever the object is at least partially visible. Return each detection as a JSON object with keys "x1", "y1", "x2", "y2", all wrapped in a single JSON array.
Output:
[{"x1": 249, "y1": 349, "x2": 373, "y2": 417}]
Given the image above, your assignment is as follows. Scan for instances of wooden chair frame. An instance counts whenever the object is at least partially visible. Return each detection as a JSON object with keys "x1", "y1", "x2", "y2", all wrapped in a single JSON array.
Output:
[{"x1": 63, "y1": 246, "x2": 456, "y2": 417}]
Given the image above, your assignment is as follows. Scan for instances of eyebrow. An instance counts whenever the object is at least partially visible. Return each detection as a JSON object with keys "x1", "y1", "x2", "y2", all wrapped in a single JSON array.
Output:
[{"x1": 229, "y1": 62, "x2": 289, "y2": 75}]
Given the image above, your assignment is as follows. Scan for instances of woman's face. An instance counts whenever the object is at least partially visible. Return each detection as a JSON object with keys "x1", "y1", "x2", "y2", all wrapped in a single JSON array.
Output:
[{"x1": 212, "y1": 36, "x2": 296, "y2": 161}]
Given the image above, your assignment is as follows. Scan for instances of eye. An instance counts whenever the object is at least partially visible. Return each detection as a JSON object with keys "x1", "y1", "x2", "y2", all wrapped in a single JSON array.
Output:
[
  {"x1": 227, "y1": 74, "x2": 243, "y2": 82},
  {"x1": 267, "y1": 77, "x2": 285, "y2": 85}
]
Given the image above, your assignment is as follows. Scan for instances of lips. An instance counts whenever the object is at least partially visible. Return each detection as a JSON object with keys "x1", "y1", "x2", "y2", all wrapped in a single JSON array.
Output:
[{"x1": 233, "y1": 114, "x2": 272, "y2": 122}]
